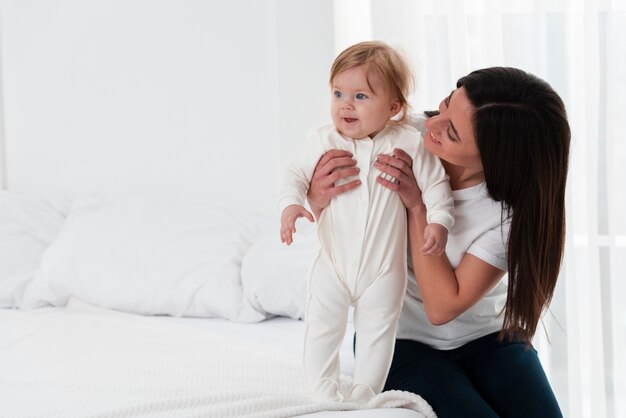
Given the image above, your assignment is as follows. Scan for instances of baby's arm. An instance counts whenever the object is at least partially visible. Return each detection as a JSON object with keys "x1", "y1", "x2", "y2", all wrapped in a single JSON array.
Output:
[
  {"x1": 411, "y1": 133, "x2": 455, "y2": 244},
  {"x1": 422, "y1": 223, "x2": 448, "y2": 256},
  {"x1": 278, "y1": 129, "x2": 327, "y2": 244},
  {"x1": 405, "y1": 128, "x2": 454, "y2": 255},
  {"x1": 280, "y1": 204, "x2": 314, "y2": 245}
]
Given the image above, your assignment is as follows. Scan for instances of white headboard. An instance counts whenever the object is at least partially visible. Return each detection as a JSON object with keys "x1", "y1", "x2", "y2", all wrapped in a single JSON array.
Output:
[{"x1": 0, "y1": 0, "x2": 334, "y2": 215}]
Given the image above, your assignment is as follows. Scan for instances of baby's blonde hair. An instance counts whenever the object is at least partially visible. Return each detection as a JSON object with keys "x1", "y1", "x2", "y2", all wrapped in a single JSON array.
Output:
[{"x1": 330, "y1": 41, "x2": 413, "y2": 122}]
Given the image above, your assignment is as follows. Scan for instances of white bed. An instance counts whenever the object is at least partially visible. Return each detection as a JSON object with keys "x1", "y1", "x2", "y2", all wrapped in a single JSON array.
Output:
[{"x1": 0, "y1": 191, "x2": 435, "y2": 418}]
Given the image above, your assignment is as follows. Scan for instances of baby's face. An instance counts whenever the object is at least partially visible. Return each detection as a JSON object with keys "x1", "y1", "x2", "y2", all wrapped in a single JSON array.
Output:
[{"x1": 330, "y1": 65, "x2": 399, "y2": 139}]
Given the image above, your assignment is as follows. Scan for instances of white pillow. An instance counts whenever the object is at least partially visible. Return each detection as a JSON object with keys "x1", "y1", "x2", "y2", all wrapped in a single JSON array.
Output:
[
  {"x1": 25, "y1": 194, "x2": 267, "y2": 322},
  {"x1": 0, "y1": 191, "x2": 70, "y2": 308},
  {"x1": 241, "y1": 217, "x2": 317, "y2": 319}
]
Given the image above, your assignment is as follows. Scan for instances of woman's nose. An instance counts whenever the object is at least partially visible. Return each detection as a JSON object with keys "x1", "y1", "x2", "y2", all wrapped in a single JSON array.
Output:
[{"x1": 424, "y1": 114, "x2": 440, "y2": 131}]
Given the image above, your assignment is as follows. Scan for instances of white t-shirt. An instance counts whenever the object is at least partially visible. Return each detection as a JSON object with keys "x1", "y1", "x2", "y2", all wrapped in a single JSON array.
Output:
[{"x1": 396, "y1": 182, "x2": 511, "y2": 350}]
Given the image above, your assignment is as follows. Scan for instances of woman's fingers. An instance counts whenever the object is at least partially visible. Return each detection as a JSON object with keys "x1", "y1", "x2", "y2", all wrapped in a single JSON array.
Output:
[
  {"x1": 328, "y1": 179, "x2": 361, "y2": 198},
  {"x1": 374, "y1": 159, "x2": 410, "y2": 185},
  {"x1": 375, "y1": 150, "x2": 424, "y2": 209},
  {"x1": 317, "y1": 149, "x2": 353, "y2": 164},
  {"x1": 377, "y1": 152, "x2": 412, "y2": 174},
  {"x1": 328, "y1": 166, "x2": 360, "y2": 184},
  {"x1": 315, "y1": 152, "x2": 359, "y2": 190},
  {"x1": 376, "y1": 175, "x2": 400, "y2": 191},
  {"x1": 309, "y1": 149, "x2": 361, "y2": 211},
  {"x1": 392, "y1": 148, "x2": 413, "y2": 165},
  {"x1": 316, "y1": 150, "x2": 355, "y2": 175},
  {"x1": 316, "y1": 169, "x2": 360, "y2": 200}
]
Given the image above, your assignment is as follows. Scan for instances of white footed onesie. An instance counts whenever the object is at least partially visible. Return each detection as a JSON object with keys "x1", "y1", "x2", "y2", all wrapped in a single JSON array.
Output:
[{"x1": 278, "y1": 122, "x2": 454, "y2": 403}]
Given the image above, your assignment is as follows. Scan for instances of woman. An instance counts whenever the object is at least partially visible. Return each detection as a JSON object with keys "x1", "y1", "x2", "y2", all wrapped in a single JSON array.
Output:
[{"x1": 307, "y1": 67, "x2": 569, "y2": 418}]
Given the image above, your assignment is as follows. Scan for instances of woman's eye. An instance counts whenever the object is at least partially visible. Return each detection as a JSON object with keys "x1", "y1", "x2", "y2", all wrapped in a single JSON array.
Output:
[
  {"x1": 447, "y1": 127, "x2": 458, "y2": 142},
  {"x1": 334, "y1": 91, "x2": 343, "y2": 98},
  {"x1": 356, "y1": 93, "x2": 367, "y2": 100}
]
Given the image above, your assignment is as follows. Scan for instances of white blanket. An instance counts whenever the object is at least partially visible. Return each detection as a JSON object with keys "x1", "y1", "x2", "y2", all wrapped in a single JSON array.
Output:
[{"x1": 0, "y1": 302, "x2": 435, "y2": 418}]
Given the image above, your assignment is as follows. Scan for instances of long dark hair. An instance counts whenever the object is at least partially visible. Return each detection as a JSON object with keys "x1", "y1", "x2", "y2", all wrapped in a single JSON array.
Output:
[{"x1": 459, "y1": 67, "x2": 570, "y2": 344}]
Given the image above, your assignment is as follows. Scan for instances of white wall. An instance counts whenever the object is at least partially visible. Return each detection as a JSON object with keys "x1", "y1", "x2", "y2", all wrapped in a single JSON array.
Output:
[
  {"x1": 275, "y1": 0, "x2": 334, "y2": 179},
  {"x1": 0, "y1": 0, "x2": 334, "y2": 215}
]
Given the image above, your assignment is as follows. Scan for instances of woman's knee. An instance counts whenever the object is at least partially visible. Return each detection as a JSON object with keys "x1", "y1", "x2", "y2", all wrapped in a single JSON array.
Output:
[{"x1": 467, "y1": 341, "x2": 563, "y2": 418}]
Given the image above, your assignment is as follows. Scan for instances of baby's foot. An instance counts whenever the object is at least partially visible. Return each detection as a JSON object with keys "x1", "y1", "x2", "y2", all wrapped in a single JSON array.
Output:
[
  {"x1": 347, "y1": 382, "x2": 375, "y2": 404},
  {"x1": 312, "y1": 379, "x2": 343, "y2": 402}
]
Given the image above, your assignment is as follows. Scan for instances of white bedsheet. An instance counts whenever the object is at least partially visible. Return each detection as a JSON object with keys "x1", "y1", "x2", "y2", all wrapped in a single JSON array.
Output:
[
  {"x1": 155, "y1": 313, "x2": 356, "y2": 376},
  {"x1": 0, "y1": 301, "x2": 434, "y2": 418}
]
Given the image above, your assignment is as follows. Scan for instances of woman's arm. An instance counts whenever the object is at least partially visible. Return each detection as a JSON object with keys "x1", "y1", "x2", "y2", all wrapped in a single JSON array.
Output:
[
  {"x1": 405, "y1": 204, "x2": 505, "y2": 324},
  {"x1": 376, "y1": 150, "x2": 505, "y2": 325},
  {"x1": 306, "y1": 149, "x2": 361, "y2": 219}
]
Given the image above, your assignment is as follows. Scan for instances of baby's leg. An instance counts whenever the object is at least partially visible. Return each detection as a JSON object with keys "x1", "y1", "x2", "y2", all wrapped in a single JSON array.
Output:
[
  {"x1": 350, "y1": 270, "x2": 407, "y2": 403},
  {"x1": 304, "y1": 254, "x2": 351, "y2": 402}
]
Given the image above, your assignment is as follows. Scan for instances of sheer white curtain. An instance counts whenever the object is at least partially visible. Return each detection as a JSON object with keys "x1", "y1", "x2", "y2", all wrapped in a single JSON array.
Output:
[{"x1": 333, "y1": 1, "x2": 626, "y2": 417}]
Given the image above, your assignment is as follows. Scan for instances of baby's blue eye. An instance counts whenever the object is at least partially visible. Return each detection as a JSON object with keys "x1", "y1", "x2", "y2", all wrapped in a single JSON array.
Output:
[
  {"x1": 334, "y1": 91, "x2": 343, "y2": 98},
  {"x1": 356, "y1": 93, "x2": 367, "y2": 100}
]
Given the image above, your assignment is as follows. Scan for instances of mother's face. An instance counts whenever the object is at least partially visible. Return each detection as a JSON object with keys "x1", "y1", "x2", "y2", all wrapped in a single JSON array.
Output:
[{"x1": 423, "y1": 87, "x2": 482, "y2": 171}]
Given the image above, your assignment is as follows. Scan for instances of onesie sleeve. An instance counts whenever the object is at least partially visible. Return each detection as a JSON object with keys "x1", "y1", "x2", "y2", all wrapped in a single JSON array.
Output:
[
  {"x1": 277, "y1": 128, "x2": 327, "y2": 213},
  {"x1": 412, "y1": 136, "x2": 455, "y2": 230}
]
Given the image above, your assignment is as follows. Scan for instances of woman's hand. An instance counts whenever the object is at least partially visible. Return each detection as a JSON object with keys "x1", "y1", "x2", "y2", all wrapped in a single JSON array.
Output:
[
  {"x1": 374, "y1": 148, "x2": 424, "y2": 210},
  {"x1": 307, "y1": 149, "x2": 361, "y2": 219}
]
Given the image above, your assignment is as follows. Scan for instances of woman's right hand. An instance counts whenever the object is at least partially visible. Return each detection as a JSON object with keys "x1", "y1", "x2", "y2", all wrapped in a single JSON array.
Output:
[{"x1": 307, "y1": 149, "x2": 361, "y2": 219}]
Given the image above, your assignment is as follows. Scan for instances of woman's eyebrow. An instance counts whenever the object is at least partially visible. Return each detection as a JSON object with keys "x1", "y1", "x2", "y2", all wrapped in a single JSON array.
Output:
[{"x1": 446, "y1": 90, "x2": 454, "y2": 104}]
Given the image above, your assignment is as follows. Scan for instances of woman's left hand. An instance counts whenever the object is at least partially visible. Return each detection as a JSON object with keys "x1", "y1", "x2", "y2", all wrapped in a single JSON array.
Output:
[{"x1": 374, "y1": 148, "x2": 424, "y2": 210}]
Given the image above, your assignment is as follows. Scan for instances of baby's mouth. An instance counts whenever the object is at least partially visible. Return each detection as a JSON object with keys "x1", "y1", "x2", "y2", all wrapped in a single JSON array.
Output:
[{"x1": 344, "y1": 118, "x2": 357, "y2": 123}]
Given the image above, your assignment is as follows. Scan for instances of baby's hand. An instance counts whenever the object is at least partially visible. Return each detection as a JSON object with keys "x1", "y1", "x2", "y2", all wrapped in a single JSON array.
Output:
[
  {"x1": 280, "y1": 204, "x2": 314, "y2": 245},
  {"x1": 421, "y1": 223, "x2": 448, "y2": 256}
]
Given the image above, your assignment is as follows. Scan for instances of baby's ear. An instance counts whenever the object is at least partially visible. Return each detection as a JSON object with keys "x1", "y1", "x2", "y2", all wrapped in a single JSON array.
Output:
[{"x1": 389, "y1": 100, "x2": 401, "y2": 117}]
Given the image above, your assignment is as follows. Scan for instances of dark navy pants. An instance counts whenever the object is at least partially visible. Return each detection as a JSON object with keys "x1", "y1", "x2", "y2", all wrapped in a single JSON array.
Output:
[{"x1": 383, "y1": 333, "x2": 563, "y2": 418}]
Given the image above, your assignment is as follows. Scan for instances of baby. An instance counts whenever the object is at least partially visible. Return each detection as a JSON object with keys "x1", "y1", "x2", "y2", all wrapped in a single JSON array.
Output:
[{"x1": 278, "y1": 41, "x2": 454, "y2": 403}]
